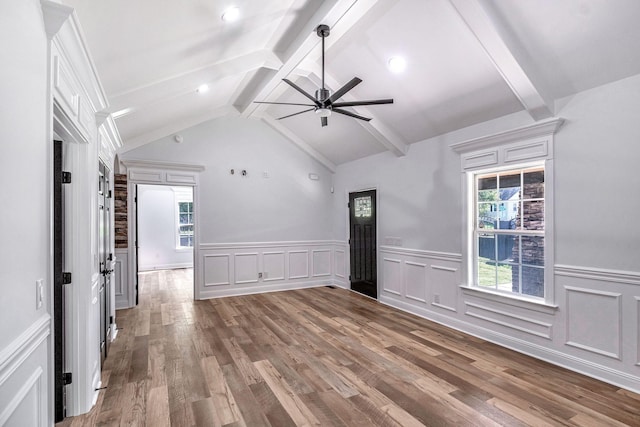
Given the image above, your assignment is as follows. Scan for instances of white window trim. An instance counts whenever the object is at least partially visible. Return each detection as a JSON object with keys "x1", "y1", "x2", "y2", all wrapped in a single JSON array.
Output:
[
  {"x1": 450, "y1": 117, "x2": 564, "y2": 308},
  {"x1": 174, "y1": 189, "x2": 194, "y2": 251}
]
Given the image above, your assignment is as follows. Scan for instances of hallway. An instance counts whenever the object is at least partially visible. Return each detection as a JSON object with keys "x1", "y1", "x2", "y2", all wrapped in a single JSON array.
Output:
[{"x1": 59, "y1": 269, "x2": 640, "y2": 426}]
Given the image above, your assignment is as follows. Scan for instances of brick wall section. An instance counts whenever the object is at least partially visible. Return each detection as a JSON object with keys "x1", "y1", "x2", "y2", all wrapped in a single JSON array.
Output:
[
  {"x1": 114, "y1": 174, "x2": 128, "y2": 248},
  {"x1": 512, "y1": 181, "x2": 544, "y2": 296}
]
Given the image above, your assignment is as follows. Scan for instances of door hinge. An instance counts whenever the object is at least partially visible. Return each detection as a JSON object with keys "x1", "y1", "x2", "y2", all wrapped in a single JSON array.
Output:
[
  {"x1": 62, "y1": 272, "x2": 72, "y2": 285},
  {"x1": 110, "y1": 315, "x2": 114, "y2": 324},
  {"x1": 348, "y1": 239, "x2": 350, "y2": 245},
  {"x1": 347, "y1": 202, "x2": 350, "y2": 208},
  {"x1": 62, "y1": 171, "x2": 72, "y2": 184},
  {"x1": 349, "y1": 275, "x2": 352, "y2": 281},
  {"x1": 108, "y1": 252, "x2": 113, "y2": 261},
  {"x1": 108, "y1": 190, "x2": 112, "y2": 199},
  {"x1": 62, "y1": 372, "x2": 72, "y2": 385}
]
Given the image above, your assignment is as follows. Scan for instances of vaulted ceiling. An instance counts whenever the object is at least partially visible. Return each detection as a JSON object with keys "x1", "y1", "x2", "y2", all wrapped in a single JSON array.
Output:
[{"x1": 67, "y1": 0, "x2": 640, "y2": 170}]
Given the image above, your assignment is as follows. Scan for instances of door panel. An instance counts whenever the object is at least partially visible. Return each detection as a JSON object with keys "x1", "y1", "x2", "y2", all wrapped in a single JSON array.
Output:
[{"x1": 349, "y1": 190, "x2": 377, "y2": 299}]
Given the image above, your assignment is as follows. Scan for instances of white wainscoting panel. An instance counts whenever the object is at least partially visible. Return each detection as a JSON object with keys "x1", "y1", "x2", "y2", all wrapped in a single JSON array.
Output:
[
  {"x1": 203, "y1": 254, "x2": 230, "y2": 287},
  {"x1": 0, "y1": 315, "x2": 50, "y2": 427},
  {"x1": 235, "y1": 253, "x2": 259, "y2": 284},
  {"x1": 197, "y1": 241, "x2": 344, "y2": 299},
  {"x1": 114, "y1": 249, "x2": 130, "y2": 309},
  {"x1": 263, "y1": 252, "x2": 285, "y2": 282},
  {"x1": 637, "y1": 297, "x2": 640, "y2": 366},
  {"x1": 383, "y1": 258, "x2": 402, "y2": 296},
  {"x1": 312, "y1": 250, "x2": 331, "y2": 277},
  {"x1": 565, "y1": 286, "x2": 622, "y2": 359},
  {"x1": 464, "y1": 302, "x2": 552, "y2": 339},
  {"x1": 334, "y1": 249, "x2": 346, "y2": 279},
  {"x1": 289, "y1": 250, "x2": 309, "y2": 280},
  {"x1": 431, "y1": 264, "x2": 459, "y2": 312},
  {"x1": 404, "y1": 261, "x2": 427, "y2": 302}
]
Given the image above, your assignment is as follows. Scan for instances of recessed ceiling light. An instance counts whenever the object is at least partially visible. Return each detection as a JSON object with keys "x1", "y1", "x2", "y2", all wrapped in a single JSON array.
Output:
[
  {"x1": 388, "y1": 56, "x2": 407, "y2": 73},
  {"x1": 221, "y1": 6, "x2": 240, "y2": 22},
  {"x1": 197, "y1": 84, "x2": 209, "y2": 93}
]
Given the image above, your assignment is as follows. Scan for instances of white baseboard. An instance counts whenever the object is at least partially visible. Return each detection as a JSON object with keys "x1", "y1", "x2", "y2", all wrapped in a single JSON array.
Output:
[
  {"x1": 139, "y1": 262, "x2": 193, "y2": 271},
  {"x1": 197, "y1": 279, "x2": 335, "y2": 299}
]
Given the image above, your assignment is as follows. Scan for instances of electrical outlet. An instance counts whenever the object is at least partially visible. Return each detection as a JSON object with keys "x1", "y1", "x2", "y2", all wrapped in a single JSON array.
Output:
[
  {"x1": 258, "y1": 272, "x2": 263, "y2": 279},
  {"x1": 36, "y1": 279, "x2": 44, "y2": 309}
]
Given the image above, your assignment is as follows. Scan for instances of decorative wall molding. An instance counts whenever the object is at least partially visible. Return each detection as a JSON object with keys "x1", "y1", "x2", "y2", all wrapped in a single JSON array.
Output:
[
  {"x1": 379, "y1": 246, "x2": 462, "y2": 262},
  {"x1": 464, "y1": 302, "x2": 552, "y2": 339},
  {"x1": 449, "y1": 117, "x2": 564, "y2": 154},
  {"x1": 198, "y1": 240, "x2": 344, "y2": 299},
  {"x1": 0, "y1": 315, "x2": 50, "y2": 386},
  {"x1": 0, "y1": 367, "x2": 44, "y2": 426},
  {"x1": 555, "y1": 264, "x2": 640, "y2": 286},
  {"x1": 565, "y1": 286, "x2": 622, "y2": 360},
  {"x1": 121, "y1": 159, "x2": 205, "y2": 173}
]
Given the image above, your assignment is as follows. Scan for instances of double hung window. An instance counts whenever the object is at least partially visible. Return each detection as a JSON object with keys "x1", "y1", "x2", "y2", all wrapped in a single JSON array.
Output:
[{"x1": 474, "y1": 166, "x2": 545, "y2": 298}]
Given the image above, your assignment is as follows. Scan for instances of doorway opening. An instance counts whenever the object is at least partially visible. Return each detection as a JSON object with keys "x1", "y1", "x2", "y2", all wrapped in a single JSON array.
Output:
[
  {"x1": 349, "y1": 189, "x2": 377, "y2": 299},
  {"x1": 134, "y1": 184, "x2": 194, "y2": 302}
]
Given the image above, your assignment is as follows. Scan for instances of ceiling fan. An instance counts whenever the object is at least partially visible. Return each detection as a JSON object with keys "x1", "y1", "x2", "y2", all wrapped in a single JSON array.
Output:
[{"x1": 254, "y1": 24, "x2": 394, "y2": 127}]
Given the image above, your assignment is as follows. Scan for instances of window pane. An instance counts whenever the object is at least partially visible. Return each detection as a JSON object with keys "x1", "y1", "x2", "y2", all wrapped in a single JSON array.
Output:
[
  {"x1": 522, "y1": 201, "x2": 544, "y2": 230},
  {"x1": 478, "y1": 203, "x2": 497, "y2": 229},
  {"x1": 521, "y1": 266, "x2": 544, "y2": 297},
  {"x1": 523, "y1": 170, "x2": 544, "y2": 199},
  {"x1": 478, "y1": 176, "x2": 498, "y2": 202},
  {"x1": 180, "y1": 213, "x2": 189, "y2": 224},
  {"x1": 497, "y1": 263, "x2": 516, "y2": 292},
  {"x1": 180, "y1": 236, "x2": 193, "y2": 247},
  {"x1": 496, "y1": 234, "x2": 517, "y2": 263},
  {"x1": 521, "y1": 236, "x2": 544, "y2": 266},
  {"x1": 179, "y1": 203, "x2": 188, "y2": 213},
  {"x1": 478, "y1": 233, "x2": 496, "y2": 260},
  {"x1": 354, "y1": 196, "x2": 372, "y2": 218},
  {"x1": 497, "y1": 201, "x2": 517, "y2": 229},
  {"x1": 500, "y1": 172, "x2": 520, "y2": 191},
  {"x1": 478, "y1": 258, "x2": 496, "y2": 288}
]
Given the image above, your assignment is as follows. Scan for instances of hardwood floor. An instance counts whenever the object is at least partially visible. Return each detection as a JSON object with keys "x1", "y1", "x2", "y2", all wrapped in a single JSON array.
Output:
[{"x1": 59, "y1": 269, "x2": 640, "y2": 426}]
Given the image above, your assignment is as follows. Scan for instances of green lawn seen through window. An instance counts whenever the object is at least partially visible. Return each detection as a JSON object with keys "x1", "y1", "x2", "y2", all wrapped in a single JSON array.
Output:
[{"x1": 478, "y1": 257, "x2": 513, "y2": 289}]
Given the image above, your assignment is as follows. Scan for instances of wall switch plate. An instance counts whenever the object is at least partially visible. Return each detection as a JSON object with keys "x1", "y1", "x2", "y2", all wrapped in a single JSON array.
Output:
[{"x1": 36, "y1": 279, "x2": 44, "y2": 309}]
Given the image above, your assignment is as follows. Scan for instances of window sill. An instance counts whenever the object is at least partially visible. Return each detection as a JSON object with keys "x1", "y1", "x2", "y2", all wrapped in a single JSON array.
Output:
[
  {"x1": 460, "y1": 285, "x2": 558, "y2": 315},
  {"x1": 175, "y1": 247, "x2": 193, "y2": 253}
]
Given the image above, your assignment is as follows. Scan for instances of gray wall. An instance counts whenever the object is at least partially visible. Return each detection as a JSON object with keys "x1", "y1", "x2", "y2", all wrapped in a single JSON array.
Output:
[{"x1": 122, "y1": 116, "x2": 334, "y2": 244}]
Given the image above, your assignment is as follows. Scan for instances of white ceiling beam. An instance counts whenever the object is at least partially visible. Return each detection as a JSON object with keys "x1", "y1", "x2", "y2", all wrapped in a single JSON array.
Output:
[
  {"x1": 449, "y1": 0, "x2": 554, "y2": 121},
  {"x1": 259, "y1": 115, "x2": 337, "y2": 173},
  {"x1": 110, "y1": 49, "x2": 282, "y2": 116},
  {"x1": 304, "y1": 71, "x2": 407, "y2": 157},
  {"x1": 241, "y1": 0, "x2": 369, "y2": 118},
  {"x1": 117, "y1": 106, "x2": 240, "y2": 154}
]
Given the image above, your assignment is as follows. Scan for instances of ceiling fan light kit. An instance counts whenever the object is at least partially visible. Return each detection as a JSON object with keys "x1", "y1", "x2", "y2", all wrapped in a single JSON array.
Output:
[{"x1": 255, "y1": 24, "x2": 393, "y2": 127}]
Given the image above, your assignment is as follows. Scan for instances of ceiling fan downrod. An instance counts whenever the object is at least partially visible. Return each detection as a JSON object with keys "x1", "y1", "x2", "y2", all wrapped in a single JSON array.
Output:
[{"x1": 316, "y1": 24, "x2": 330, "y2": 105}]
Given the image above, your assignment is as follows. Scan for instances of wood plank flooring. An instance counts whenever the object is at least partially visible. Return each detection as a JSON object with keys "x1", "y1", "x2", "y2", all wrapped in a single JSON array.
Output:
[{"x1": 59, "y1": 269, "x2": 640, "y2": 426}]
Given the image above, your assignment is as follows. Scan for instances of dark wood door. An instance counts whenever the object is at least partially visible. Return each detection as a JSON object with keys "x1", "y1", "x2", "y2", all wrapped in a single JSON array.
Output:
[{"x1": 349, "y1": 190, "x2": 377, "y2": 299}]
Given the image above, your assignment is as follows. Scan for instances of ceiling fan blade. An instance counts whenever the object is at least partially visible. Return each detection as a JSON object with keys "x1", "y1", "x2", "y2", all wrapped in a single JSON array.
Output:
[
  {"x1": 331, "y1": 98, "x2": 394, "y2": 108},
  {"x1": 327, "y1": 77, "x2": 362, "y2": 104},
  {"x1": 276, "y1": 108, "x2": 315, "y2": 120},
  {"x1": 282, "y1": 79, "x2": 319, "y2": 104},
  {"x1": 254, "y1": 101, "x2": 316, "y2": 107},
  {"x1": 332, "y1": 108, "x2": 371, "y2": 122},
  {"x1": 321, "y1": 116, "x2": 328, "y2": 127}
]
